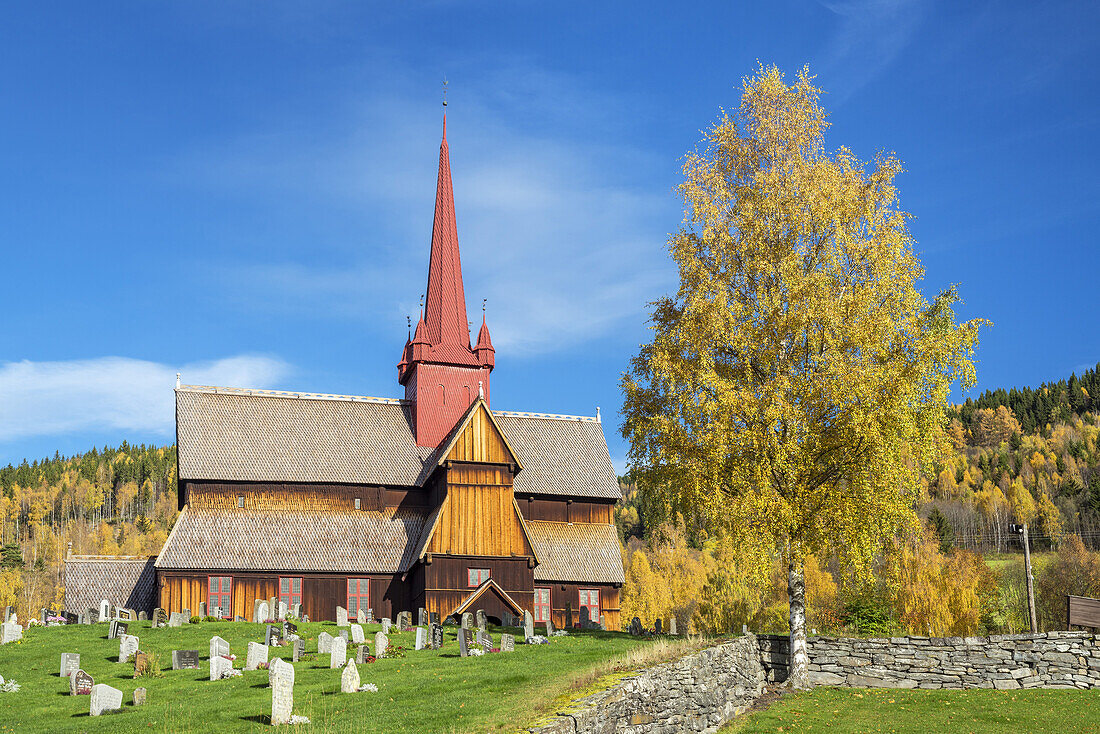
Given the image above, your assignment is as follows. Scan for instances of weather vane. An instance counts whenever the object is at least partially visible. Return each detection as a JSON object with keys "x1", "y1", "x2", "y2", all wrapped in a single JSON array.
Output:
[
  {"x1": 482, "y1": 298, "x2": 486, "y2": 314},
  {"x1": 442, "y1": 78, "x2": 448, "y2": 107}
]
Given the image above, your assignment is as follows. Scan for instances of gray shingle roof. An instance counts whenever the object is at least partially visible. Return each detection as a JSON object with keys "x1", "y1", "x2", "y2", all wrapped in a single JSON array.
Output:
[
  {"x1": 154, "y1": 506, "x2": 426, "y2": 573},
  {"x1": 176, "y1": 386, "x2": 621, "y2": 499},
  {"x1": 528, "y1": 521, "x2": 625, "y2": 584}
]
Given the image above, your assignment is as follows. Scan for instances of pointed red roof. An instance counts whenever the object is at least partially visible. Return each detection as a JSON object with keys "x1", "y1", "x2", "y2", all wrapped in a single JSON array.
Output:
[
  {"x1": 474, "y1": 315, "x2": 495, "y2": 368},
  {"x1": 421, "y1": 114, "x2": 480, "y2": 368}
]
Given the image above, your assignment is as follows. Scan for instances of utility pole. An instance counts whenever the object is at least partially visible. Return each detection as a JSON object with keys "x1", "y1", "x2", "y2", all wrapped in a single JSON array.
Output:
[{"x1": 1011, "y1": 522, "x2": 1038, "y2": 632}]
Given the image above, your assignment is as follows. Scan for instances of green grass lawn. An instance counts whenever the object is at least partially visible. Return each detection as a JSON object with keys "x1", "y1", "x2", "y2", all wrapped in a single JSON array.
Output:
[
  {"x1": 723, "y1": 685, "x2": 1100, "y2": 733},
  {"x1": 0, "y1": 619, "x2": 656, "y2": 733}
]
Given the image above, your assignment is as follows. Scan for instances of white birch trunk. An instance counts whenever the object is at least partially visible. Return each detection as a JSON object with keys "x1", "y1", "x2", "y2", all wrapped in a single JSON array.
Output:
[{"x1": 787, "y1": 559, "x2": 810, "y2": 689}]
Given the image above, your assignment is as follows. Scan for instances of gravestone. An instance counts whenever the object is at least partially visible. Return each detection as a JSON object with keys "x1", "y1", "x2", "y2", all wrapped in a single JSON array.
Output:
[
  {"x1": 318, "y1": 632, "x2": 333, "y2": 654},
  {"x1": 60, "y1": 653, "x2": 80, "y2": 678},
  {"x1": 476, "y1": 610, "x2": 487, "y2": 632},
  {"x1": 374, "y1": 631, "x2": 389, "y2": 659},
  {"x1": 477, "y1": 630, "x2": 493, "y2": 651},
  {"x1": 108, "y1": 619, "x2": 129, "y2": 639},
  {"x1": 500, "y1": 633, "x2": 515, "y2": 652},
  {"x1": 355, "y1": 644, "x2": 371, "y2": 664},
  {"x1": 210, "y1": 655, "x2": 232, "y2": 681},
  {"x1": 269, "y1": 596, "x2": 277, "y2": 619},
  {"x1": 565, "y1": 603, "x2": 573, "y2": 629},
  {"x1": 265, "y1": 625, "x2": 280, "y2": 646},
  {"x1": 350, "y1": 624, "x2": 365, "y2": 644},
  {"x1": 119, "y1": 634, "x2": 139, "y2": 664},
  {"x1": 283, "y1": 620, "x2": 297, "y2": 639},
  {"x1": 133, "y1": 687, "x2": 147, "y2": 706},
  {"x1": 70, "y1": 669, "x2": 93, "y2": 695},
  {"x1": 253, "y1": 599, "x2": 263, "y2": 624},
  {"x1": 210, "y1": 606, "x2": 222, "y2": 619},
  {"x1": 336, "y1": 606, "x2": 349, "y2": 627},
  {"x1": 40, "y1": 607, "x2": 48, "y2": 623},
  {"x1": 118, "y1": 608, "x2": 135, "y2": 621},
  {"x1": 430, "y1": 612, "x2": 440, "y2": 625},
  {"x1": 418, "y1": 608, "x2": 428, "y2": 627},
  {"x1": 86, "y1": 608, "x2": 98, "y2": 625},
  {"x1": 270, "y1": 665, "x2": 293, "y2": 726},
  {"x1": 330, "y1": 636, "x2": 347, "y2": 668},
  {"x1": 197, "y1": 602, "x2": 207, "y2": 618},
  {"x1": 458, "y1": 628, "x2": 473, "y2": 657},
  {"x1": 138, "y1": 611, "x2": 148, "y2": 621},
  {"x1": 654, "y1": 618, "x2": 662, "y2": 635},
  {"x1": 291, "y1": 603, "x2": 302, "y2": 619},
  {"x1": 630, "y1": 617, "x2": 642, "y2": 636},
  {"x1": 339, "y1": 629, "x2": 349, "y2": 644},
  {"x1": 152, "y1": 608, "x2": 167, "y2": 627},
  {"x1": 430, "y1": 623, "x2": 444, "y2": 650},
  {"x1": 99, "y1": 599, "x2": 110, "y2": 620},
  {"x1": 341, "y1": 659, "x2": 360, "y2": 693},
  {"x1": 2, "y1": 606, "x2": 11, "y2": 623},
  {"x1": 64, "y1": 611, "x2": 79, "y2": 625},
  {"x1": 182, "y1": 607, "x2": 191, "y2": 620},
  {"x1": 546, "y1": 618, "x2": 555, "y2": 637},
  {"x1": 365, "y1": 608, "x2": 374, "y2": 623},
  {"x1": 599, "y1": 614, "x2": 607, "y2": 631},
  {"x1": 256, "y1": 601, "x2": 270, "y2": 624},
  {"x1": 461, "y1": 612, "x2": 473, "y2": 630},
  {"x1": 133, "y1": 651, "x2": 150, "y2": 678},
  {"x1": 579, "y1": 607, "x2": 590, "y2": 629},
  {"x1": 523, "y1": 611, "x2": 534, "y2": 640},
  {"x1": 90, "y1": 683, "x2": 123, "y2": 716},
  {"x1": 669, "y1": 616, "x2": 678, "y2": 636},
  {"x1": 269, "y1": 657, "x2": 294, "y2": 688},
  {"x1": 356, "y1": 608, "x2": 365, "y2": 624},
  {"x1": 381, "y1": 617, "x2": 391, "y2": 635},
  {"x1": 292, "y1": 639, "x2": 305, "y2": 662},
  {"x1": 168, "y1": 612, "x2": 187, "y2": 628},
  {"x1": 172, "y1": 650, "x2": 200, "y2": 670},
  {"x1": 210, "y1": 636, "x2": 230, "y2": 660},
  {"x1": 277, "y1": 601, "x2": 288, "y2": 621},
  {"x1": 245, "y1": 641, "x2": 269, "y2": 671},
  {"x1": 415, "y1": 627, "x2": 427, "y2": 650}
]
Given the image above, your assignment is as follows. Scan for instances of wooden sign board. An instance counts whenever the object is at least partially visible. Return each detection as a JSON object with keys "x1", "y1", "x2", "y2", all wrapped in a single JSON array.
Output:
[{"x1": 1068, "y1": 595, "x2": 1100, "y2": 628}]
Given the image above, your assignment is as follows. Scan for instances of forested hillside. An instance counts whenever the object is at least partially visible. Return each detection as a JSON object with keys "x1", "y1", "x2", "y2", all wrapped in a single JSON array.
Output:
[{"x1": 0, "y1": 444, "x2": 178, "y2": 618}]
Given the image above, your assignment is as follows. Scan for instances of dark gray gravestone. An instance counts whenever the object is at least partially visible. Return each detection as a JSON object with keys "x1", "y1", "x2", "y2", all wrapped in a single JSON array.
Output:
[
  {"x1": 172, "y1": 650, "x2": 200, "y2": 670},
  {"x1": 110, "y1": 620, "x2": 130, "y2": 640},
  {"x1": 500, "y1": 633, "x2": 515, "y2": 652},
  {"x1": 430, "y1": 612, "x2": 440, "y2": 625},
  {"x1": 565, "y1": 603, "x2": 573, "y2": 629},
  {"x1": 63, "y1": 611, "x2": 79, "y2": 625},
  {"x1": 654, "y1": 618, "x2": 662, "y2": 635},
  {"x1": 579, "y1": 607, "x2": 590, "y2": 629},
  {"x1": 70, "y1": 669, "x2": 93, "y2": 695},
  {"x1": 630, "y1": 617, "x2": 642, "y2": 636},
  {"x1": 430, "y1": 623, "x2": 444, "y2": 650},
  {"x1": 265, "y1": 625, "x2": 280, "y2": 646},
  {"x1": 282, "y1": 620, "x2": 297, "y2": 638},
  {"x1": 86, "y1": 608, "x2": 98, "y2": 625},
  {"x1": 292, "y1": 639, "x2": 305, "y2": 663},
  {"x1": 355, "y1": 644, "x2": 371, "y2": 664},
  {"x1": 458, "y1": 628, "x2": 472, "y2": 657}
]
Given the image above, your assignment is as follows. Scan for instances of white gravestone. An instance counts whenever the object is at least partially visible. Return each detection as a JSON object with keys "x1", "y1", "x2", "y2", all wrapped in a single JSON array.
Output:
[
  {"x1": 341, "y1": 659, "x2": 360, "y2": 693},
  {"x1": 350, "y1": 624, "x2": 365, "y2": 644},
  {"x1": 1, "y1": 622, "x2": 23, "y2": 644},
  {"x1": 374, "y1": 631, "x2": 389, "y2": 658},
  {"x1": 318, "y1": 631, "x2": 333, "y2": 654},
  {"x1": 523, "y1": 611, "x2": 534, "y2": 640},
  {"x1": 336, "y1": 606, "x2": 348, "y2": 627},
  {"x1": 99, "y1": 600, "x2": 110, "y2": 620},
  {"x1": 330, "y1": 635, "x2": 347, "y2": 668},
  {"x1": 119, "y1": 634, "x2": 139, "y2": 664},
  {"x1": 60, "y1": 652, "x2": 80, "y2": 677},
  {"x1": 210, "y1": 635, "x2": 230, "y2": 660},
  {"x1": 245, "y1": 641, "x2": 269, "y2": 671},
  {"x1": 271, "y1": 666, "x2": 293, "y2": 725},
  {"x1": 415, "y1": 627, "x2": 427, "y2": 650},
  {"x1": 381, "y1": 617, "x2": 391, "y2": 634},
  {"x1": 277, "y1": 601, "x2": 288, "y2": 621},
  {"x1": 210, "y1": 655, "x2": 232, "y2": 681},
  {"x1": 357, "y1": 608, "x2": 365, "y2": 624},
  {"x1": 269, "y1": 657, "x2": 295, "y2": 687},
  {"x1": 90, "y1": 683, "x2": 123, "y2": 716},
  {"x1": 256, "y1": 601, "x2": 270, "y2": 623}
]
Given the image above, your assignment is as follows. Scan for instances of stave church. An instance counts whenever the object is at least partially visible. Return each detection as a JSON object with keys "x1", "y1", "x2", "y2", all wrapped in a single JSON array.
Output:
[{"x1": 150, "y1": 115, "x2": 624, "y2": 629}]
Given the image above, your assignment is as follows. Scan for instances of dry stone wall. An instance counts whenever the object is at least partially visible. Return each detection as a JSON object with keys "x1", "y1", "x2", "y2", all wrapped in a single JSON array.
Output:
[
  {"x1": 529, "y1": 635, "x2": 766, "y2": 734},
  {"x1": 761, "y1": 631, "x2": 1100, "y2": 690}
]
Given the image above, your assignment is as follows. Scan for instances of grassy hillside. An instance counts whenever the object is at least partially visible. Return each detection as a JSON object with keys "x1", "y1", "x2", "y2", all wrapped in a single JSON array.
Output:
[{"x1": 0, "y1": 619, "x2": 657, "y2": 733}]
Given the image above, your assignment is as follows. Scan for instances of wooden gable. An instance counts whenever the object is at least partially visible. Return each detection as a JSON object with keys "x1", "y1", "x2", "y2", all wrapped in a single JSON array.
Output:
[{"x1": 441, "y1": 400, "x2": 520, "y2": 467}]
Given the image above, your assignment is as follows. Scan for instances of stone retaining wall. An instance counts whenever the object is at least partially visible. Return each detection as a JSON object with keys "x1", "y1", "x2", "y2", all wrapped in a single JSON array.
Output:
[
  {"x1": 762, "y1": 631, "x2": 1100, "y2": 689},
  {"x1": 529, "y1": 635, "x2": 766, "y2": 734}
]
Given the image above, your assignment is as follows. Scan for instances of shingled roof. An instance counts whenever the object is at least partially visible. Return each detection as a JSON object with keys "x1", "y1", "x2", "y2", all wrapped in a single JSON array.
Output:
[
  {"x1": 527, "y1": 521, "x2": 626, "y2": 584},
  {"x1": 175, "y1": 386, "x2": 621, "y2": 500},
  {"x1": 154, "y1": 506, "x2": 426, "y2": 573}
]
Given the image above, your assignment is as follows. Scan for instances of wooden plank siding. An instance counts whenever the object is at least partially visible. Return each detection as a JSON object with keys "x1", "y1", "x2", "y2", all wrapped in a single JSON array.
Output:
[
  {"x1": 424, "y1": 556, "x2": 533, "y2": 622},
  {"x1": 181, "y1": 480, "x2": 430, "y2": 512},
  {"x1": 518, "y1": 497, "x2": 614, "y2": 524},
  {"x1": 427, "y1": 463, "x2": 533, "y2": 558},
  {"x1": 534, "y1": 582, "x2": 620, "y2": 631},
  {"x1": 446, "y1": 405, "x2": 516, "y2": 465}
]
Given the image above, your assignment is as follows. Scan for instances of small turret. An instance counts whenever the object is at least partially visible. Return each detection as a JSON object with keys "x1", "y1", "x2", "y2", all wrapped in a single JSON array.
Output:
[{"x1": 474, "y1": 315, "x2": 495, "y2": 369}]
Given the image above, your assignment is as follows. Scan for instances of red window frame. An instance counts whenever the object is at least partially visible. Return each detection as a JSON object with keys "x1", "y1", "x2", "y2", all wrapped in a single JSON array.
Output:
[
  {"x1": 280, "y1": 577, "x2": 302, "y2": 609},
  {"x1": 347, "y1": 578, "x2": 370, "y2": 618},
  {"x1": 468, "y1": 568, "x2": 490, "y2": 587},
  {"x1": 534, "y1": 587, "x2": 551, "y2": 623},
  {"x1": 208, "y1": 576, "x2": 231, "y2": 617},
  {"x1": 579, "y1": 589, "x2": 600, "y2": 625}
]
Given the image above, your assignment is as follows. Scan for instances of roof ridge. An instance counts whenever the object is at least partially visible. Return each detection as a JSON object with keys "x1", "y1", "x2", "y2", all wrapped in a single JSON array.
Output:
[
  {"x1": 494, "y1": 409, "x2": 599, "y2": 423},
  {"x1": 177, "y1": 385, "x2": 407, "y2": 405}
]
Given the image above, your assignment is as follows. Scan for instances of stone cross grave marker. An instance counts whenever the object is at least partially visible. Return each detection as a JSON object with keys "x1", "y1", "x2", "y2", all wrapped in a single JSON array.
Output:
[
  {"x1": 374, "y1": 631, "x2": 389, "y2": 659},
  {"x1": 198, "y1": 602, "x2": 207, "y2": 618},
  {"x1": 330, "y1": 636, "x2": 347, "y2": 668},
  {"x1": 70, "y1": 669, "x2": 93, "y2": 695},
  {"x1": 430, "y1": 623, "x2": 444, "y2": 650},
  {"x1": 265, "y1": 625, "x2": 280, "y2": 646},
  {"x1": 458, "y1": 628, "x2": 473, "y2": 657},
  {"x1": 418, "y1": 607, "x2": 428, "y2": 627},
  {"x1": 270, "y1": 665, "x2": 293, "y2": 726},
  {"x1": 381, "y1": 617, "x2": 391, "y2": 634},
  {"x1": 210, "y1": 655, "x2": 231, "y2": 681},
  {"x1": 341, "y1": 659, "x2": 360, "y2": 693},
  {"x1": 153, "y1": 608, "x2": 167, "y2": 627},
  {"x1": 90, "y1": 683, "x2": 122, "y2": 716},
  {"x1": 415, "y1": 627, "x2": 426, "y2": 650},
  {"x1": 336, "y1": 606, "x2": 349, "y2": 626},
  {"x1": 133, "y1": 687, "x2": 146, "y2": 706},
  {"x1": 60, "y1": 653, "x2": 80, "y2": 678},
  {"x1": 500, "y1": 633, "x2": 515, "y2": 652},
  {"x1": 172, "y1": 650, "x2": 200, "y2": 670},
  {"x1": 523, "y1": 610, "x2": 534, "y2": 640},
  {"x1": 210, "y1": 636, "x2": 230, "y2": 660},
  {"x1": 292, "y1": 639, "x2": 305, "y2": 662},
  {"x1": 461, "y1": 612, "x2": 473, "y2": 630},
  {"x1": 245, "y1": 641, "x2": 269, "y2": 671},
  {"x1": 119, "y1": 634, "x2": 139, "y2": 663},
  {"x1": 318, "y1": 631, "x2": 333, "y2": 654},
  {"x1": 476, "y1": 610, "x2": 487, "y2": 632},
  {"x1": 350, "y1": 624, "x2": 365, "y2": 644}
]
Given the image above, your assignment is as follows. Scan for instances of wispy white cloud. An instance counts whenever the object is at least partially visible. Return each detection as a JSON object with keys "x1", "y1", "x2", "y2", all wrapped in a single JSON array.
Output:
[
  {"x1": 815, "y1": 0, "x2": 925, "y2": 101},
  {"x1": 0, "y1": 355, "x2": 291, "y2": 441},
  {"x1": 171, "y1": 61, "x2": 677, "y2": 357}
]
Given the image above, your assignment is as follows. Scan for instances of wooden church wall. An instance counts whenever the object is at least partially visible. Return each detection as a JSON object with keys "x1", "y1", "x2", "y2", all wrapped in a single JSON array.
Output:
[
  {"x1": 447, "y1": 408, "x2": 513, "y2": 464},
  {"x1": 428, "y1": 465, "x2": 532, "y2": 558},
  {"x1": 423, "y1": 556, "x2": 533, "y2": 621}
]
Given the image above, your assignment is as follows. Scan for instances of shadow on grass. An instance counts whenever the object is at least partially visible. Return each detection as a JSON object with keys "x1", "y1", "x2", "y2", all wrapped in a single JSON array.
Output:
[{"x1": 241, "y1": 715, "x2": 269, "y2": 724}]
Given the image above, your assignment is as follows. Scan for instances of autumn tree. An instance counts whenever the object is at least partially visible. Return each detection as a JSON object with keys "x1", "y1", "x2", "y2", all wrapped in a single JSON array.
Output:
[{"x1": 621, "y1": 65, "x2": 985, "y2": 687}]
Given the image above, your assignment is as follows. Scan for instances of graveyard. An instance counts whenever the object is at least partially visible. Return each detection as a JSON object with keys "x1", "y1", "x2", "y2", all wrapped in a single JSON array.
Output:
[{"x1": 0, "y1": 614, "x2": 659, "y2": 732}]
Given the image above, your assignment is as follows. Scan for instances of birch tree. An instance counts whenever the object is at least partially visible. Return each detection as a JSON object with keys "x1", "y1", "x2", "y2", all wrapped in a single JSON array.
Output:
[{"x1": 621, "y1": 65, "x2": 986, "y2": 687}]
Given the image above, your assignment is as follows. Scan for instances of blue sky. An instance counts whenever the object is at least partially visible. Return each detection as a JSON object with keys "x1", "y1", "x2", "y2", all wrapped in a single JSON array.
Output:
[{"x1": 2, "y1": 1, "x2": 1098, "y2": 472}]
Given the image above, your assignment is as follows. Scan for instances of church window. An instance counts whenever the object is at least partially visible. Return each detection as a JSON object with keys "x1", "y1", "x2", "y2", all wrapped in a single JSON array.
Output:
[
  {"x1": 468, "y1": 568, "x2": 490, "y2": 587},
  {"x1": 237, "y1": 496, "x2": 244, "y2": 508},
  {"x1": 579, "y1": 589, "x2": 600, "y2": 624},
  {"x1": 534, "y1": 587, "x2": 551, "y2": 623},
  {"x1": 280, "y1": 577, "x2": 302, "y2": 608},
  {"x1": 208, "y1": 576, "x2": 231, "y2": 616},
  {"x1": 347, "y1": 578, "x2": 370, "y2": 617}
]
